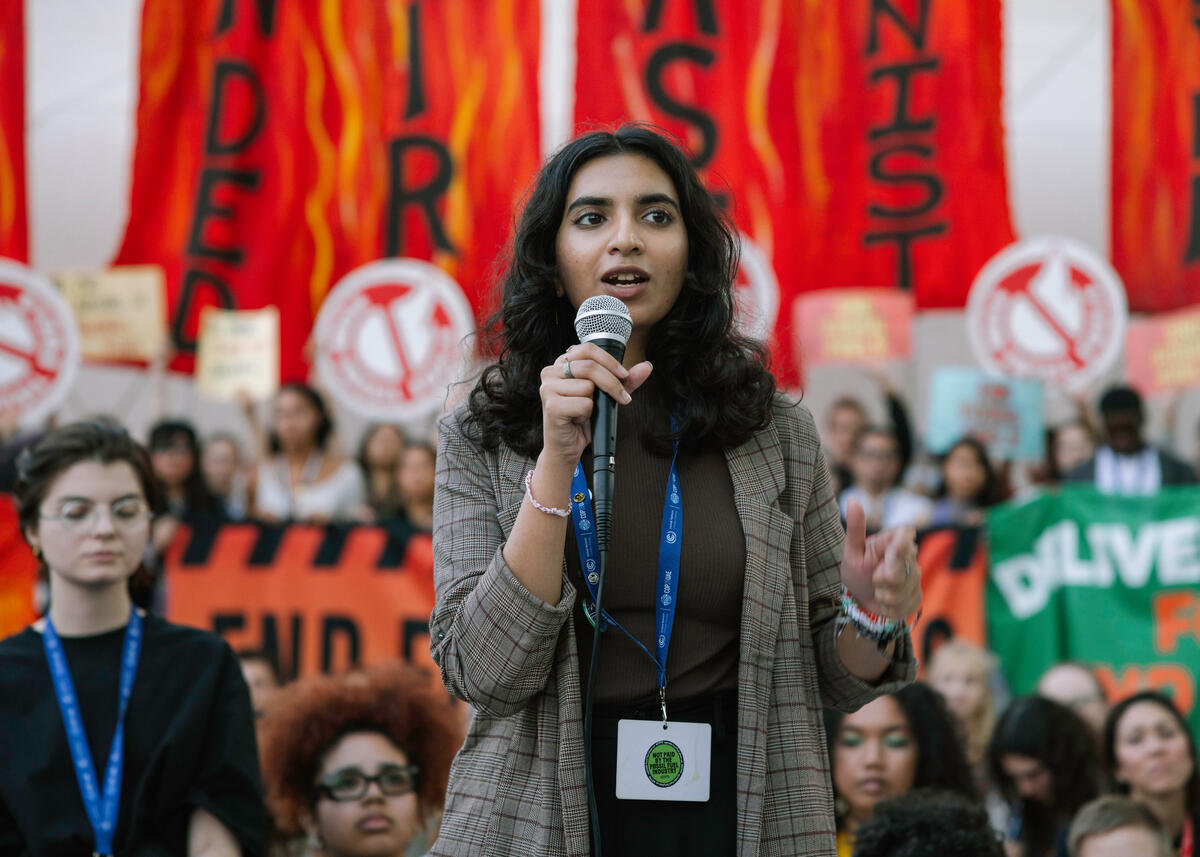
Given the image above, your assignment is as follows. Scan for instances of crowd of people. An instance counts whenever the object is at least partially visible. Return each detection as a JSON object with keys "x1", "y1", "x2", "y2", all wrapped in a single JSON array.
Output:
[{"x1": 1, "y1": 122, "x2": 1197, "y2": 857}]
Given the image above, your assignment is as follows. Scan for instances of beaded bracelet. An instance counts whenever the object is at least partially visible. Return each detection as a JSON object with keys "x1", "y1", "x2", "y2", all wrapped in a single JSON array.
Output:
[
  {"x1": 836, "y1": 586, "x2": 919, "y2": 650},
  {"x1": 523, "y1": 469, "x2": 570, "y2": 518}
]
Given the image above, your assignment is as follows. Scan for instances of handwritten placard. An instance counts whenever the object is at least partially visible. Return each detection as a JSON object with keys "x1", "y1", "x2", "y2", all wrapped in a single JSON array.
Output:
[
  {"x1": 927, "y1": 367, "x2": 1045, "y2": 461},
  {"x1": 1125, "y1": 306, "x2": 1200, "y2": 394},
  {"x1": 53, "y1": 266, "x2": 166, "y2": 361},
  {"x1": 195, "y1": 307, "x2": 279, "y2": 401},
  {"x1": 792, "y1": 289, "x2": 913, "y2": 372}
]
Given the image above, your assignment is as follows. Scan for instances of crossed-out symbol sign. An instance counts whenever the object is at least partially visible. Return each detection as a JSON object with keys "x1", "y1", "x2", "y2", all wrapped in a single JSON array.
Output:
[
  {"x1": 732, "y1": 233, "x2": 779, "y2": 343},
  {"x1": 0, "y1": 259, "x2": 80, "y2": 424},
  {"x1": 966, "y1": 237, "x2": 1127, "y2": 391},
  {"x1": 314, "y1": 259, "x2": 476, "y2": 423}
]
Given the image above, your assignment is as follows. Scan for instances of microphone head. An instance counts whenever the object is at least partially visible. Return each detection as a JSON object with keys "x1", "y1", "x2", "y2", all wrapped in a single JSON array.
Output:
[{"x1": 574, "y1": 295, "x2": 633, "y2": 347}]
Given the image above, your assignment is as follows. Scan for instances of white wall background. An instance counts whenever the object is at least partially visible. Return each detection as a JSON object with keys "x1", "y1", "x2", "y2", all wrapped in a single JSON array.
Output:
[{"x1": 26, "y1": 0, "x2": 1192, "y2": 455}]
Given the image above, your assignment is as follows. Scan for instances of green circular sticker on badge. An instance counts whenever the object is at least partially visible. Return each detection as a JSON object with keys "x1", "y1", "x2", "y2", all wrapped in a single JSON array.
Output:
[{"x1": 644, "y1": 739, "x2": 684, "y2": 787}]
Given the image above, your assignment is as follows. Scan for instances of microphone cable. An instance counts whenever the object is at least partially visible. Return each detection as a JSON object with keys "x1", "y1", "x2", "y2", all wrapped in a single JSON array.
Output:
[{"x1": 583, "y1": 549, "x2": 606, "y2": 857}]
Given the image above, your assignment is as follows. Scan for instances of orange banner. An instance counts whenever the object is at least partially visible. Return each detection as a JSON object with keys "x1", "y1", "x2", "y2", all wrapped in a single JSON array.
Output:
[
  {"x1": 793, "y1": 288, "x2": 912, "y2": 372},
  {"x1": 114, "y1": 1, "x2": 541, "y2": 380},
  {"x1": 911, "y1": 526, "x2": 988, "y2": 673},
  {"x1": 793, "y1": 0, "x2": 1013, "y2": 311},
  {"x1": 0, "y1": 495, "x2": 37, "y2": 639},
  {"x1": 1125, "y1": 305, "x2": 1200, "y2": 394},
  {"x1": 0, "y1": 0, "x2": 28, "y2": 262},
  {"x1": 166, "y1": 522, "x2": 436, "y2": 679},
  {"x1": 1112, "y1": 0, "x2": 1200, "y2": 312}
]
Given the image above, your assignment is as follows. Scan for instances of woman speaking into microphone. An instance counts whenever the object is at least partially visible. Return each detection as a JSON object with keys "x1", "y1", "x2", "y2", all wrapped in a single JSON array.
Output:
[{"x1": 430, "y1": 125, "x2": 922, "y2": 857}]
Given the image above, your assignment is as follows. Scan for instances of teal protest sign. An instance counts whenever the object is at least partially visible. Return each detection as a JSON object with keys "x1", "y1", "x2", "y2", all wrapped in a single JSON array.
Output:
[
  {"x1": 926, "y1": 367, "x2": 1044, "y2": 461},
  {"x1": 987, "y1": 486, "x2": 1200, "y2": 732}
]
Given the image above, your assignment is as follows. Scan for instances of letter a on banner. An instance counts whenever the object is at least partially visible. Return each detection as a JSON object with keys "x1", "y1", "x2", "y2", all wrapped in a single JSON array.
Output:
[{"x1": 792, "y1": 0, "x2": 1014, "y2": 313}]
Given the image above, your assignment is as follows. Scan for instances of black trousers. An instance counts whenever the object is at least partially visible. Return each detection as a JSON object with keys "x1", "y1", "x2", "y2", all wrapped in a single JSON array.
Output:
[{"x1": 590, "y1": 689, "x2": 738, "y2": 856}]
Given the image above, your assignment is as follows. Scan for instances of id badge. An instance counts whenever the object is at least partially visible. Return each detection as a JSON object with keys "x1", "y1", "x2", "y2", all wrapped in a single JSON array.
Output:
[{"x1": 615, "y1": 719, "x2": 711, "y2": 801}]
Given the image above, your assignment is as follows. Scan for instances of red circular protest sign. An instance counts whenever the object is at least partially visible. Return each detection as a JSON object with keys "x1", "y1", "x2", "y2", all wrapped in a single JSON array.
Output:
[
  {"x1": 314, "y1": 259, "x2": 476, "y2": 423},
  {"x1": 966, "y1": 237, "x2": 1127, "y2": 391},
  {"x1": 733, "y1": 233, "x2": 780, "y2": 342},
  {"x1": 0, "y1": 259, "x2": 80, "y2": 424}
]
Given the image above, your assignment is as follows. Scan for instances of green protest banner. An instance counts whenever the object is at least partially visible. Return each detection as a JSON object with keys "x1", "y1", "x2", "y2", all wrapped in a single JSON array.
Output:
[{"x1": 986, "y1": 486, "x2": 1200, "y2": 733}]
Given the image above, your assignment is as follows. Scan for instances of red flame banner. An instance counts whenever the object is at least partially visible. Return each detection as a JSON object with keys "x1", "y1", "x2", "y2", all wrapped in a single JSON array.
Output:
[
  {"x1": 0, "y1": 0, "x2": 27, "y2": 263},
  {"x1": 574, "y1": 0, "x2": 1014, "y2": 381},
  {"x1": 1111, "y1": 0, "x2": 1200, "y2": 312},
  {"x1": 114, "y1": 0, "x2": 541, "y2": 379}
]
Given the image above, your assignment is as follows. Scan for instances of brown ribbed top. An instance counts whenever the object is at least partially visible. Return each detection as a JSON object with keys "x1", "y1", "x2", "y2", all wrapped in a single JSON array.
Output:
[{"x1": 566, "y1": 377, "x2": 745, "y2": 705}]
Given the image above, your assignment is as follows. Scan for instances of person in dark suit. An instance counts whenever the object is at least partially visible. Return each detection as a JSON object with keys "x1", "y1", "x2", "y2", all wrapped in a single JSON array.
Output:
[{"x1": 1064, "y1": 386, "x2": 1195, "y2": 494}]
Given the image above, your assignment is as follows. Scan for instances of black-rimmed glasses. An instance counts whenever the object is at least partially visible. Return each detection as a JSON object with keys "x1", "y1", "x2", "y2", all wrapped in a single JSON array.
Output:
[{"x1": 316, "y1": 764, "x2": 420, "y2": 801}]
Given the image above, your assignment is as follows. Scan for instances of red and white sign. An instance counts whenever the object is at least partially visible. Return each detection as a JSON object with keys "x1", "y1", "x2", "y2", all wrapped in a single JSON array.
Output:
[
  {"x1": 966, "y1": 237, "x2": 1127, "y2": 391},
  {"x1": 0, "y1": 258, "x2": 80, "y2": 424},
  {"x1": 733, "y1": 235, "x2": 780, "y2": 343},
  {"x1": 314, "y1": 259, "x2": 476, "y2": 423}
]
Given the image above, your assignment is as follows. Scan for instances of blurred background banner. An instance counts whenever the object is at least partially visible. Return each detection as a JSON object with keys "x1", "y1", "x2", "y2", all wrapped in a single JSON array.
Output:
[
  {"x1": 572, "y1": 0, "x2": 1014, "y2": 384},
  {"x1": 1111, "y1": 0, "x2": 1200, "y2": 313},
  {"x1": 112, "y1": 0, "x2": 542, "y2": 381},
  {"x1": 987, "y1": 486, "x2": 1200, "y2": 730},
  {"x1": 789, "y1": 0, "x2": 1015, "y2": 311},
  {"x1": 0, "y1": 0, "x2": 27, "y2": 263},
  {"x1": 165, "y1": 521, "x2": 437, "y2": 681}
]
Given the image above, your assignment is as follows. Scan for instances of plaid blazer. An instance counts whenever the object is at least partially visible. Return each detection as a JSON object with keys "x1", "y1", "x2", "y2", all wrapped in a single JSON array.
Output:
[{"x1": 430, "y1": 395, "x2": 916, "y2": 857}]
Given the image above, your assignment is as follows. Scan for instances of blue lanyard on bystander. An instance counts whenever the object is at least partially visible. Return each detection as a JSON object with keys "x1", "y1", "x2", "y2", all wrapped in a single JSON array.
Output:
[{"x1": 43, "y1": 609, "x2": 144, "y2": 857}]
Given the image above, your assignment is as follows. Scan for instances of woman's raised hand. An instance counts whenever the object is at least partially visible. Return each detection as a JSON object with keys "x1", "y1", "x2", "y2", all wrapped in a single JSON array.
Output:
[{"x1": 538, "y1": 343, "x2": 653, "y2": 468}]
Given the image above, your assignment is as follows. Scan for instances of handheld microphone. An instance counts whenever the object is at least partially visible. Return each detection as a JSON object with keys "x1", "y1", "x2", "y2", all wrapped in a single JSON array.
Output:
[{"x1": 573, "y1": 295, "x2": 633, "y2": 553}]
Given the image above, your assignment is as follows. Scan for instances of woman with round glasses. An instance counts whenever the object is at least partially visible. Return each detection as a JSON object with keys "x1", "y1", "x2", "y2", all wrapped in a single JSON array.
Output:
[
  {"x1": 0, "y1": 421, "x2": 266, "y2": 855},
  {"x1": 259, "y1": 661, "x2": 462, "y2": 857}
]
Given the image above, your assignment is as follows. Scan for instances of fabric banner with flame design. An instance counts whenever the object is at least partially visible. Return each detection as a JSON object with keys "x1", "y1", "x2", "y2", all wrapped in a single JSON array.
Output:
[
  {"x1": 1111, "y1": 0, "x2": 1200, "y2": 312},
  {"x1": 0, "y1": 0, "x2": 27, "y2": 262},
  {"x1": 114, "y1": 0, "x2": 541, "y2": 379},
  {"x1": 573, "y1": 0, "x2": 1013, "y2": 381},
  {"x1": 788, "y1": 0, "x2": 1014, "y2": 311}
]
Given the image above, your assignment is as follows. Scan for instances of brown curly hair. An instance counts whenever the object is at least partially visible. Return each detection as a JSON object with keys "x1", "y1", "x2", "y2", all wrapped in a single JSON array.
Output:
[{"x1": 258, "y1": 661, "x2": 463, "y2": 835}]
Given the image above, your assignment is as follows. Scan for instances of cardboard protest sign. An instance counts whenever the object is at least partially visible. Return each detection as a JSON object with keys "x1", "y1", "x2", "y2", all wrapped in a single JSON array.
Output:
[
  {"x1": 793, "y1": 289, "x2": 913, "y2": 372},
  {"x1": 927, "y1": 367, "x2": 1044, "y2": 461},
  {"x1": 54, "y1": 266, "x2": 166, "y2": 362},
  {"x1": 1125, "y1": 305, "x2": 1200, "y2": 394},
  {"x1": 195, "y1": 307, "x2": 279, "y2": 401}
]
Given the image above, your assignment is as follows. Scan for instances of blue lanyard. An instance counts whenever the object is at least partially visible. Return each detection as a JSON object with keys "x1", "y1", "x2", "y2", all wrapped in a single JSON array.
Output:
[
  {"x1": 569, "y1": 440, "x2": 682, "y2": 695},
  {"x1": 43, "y1": 610, "x2": 144, "y2": 857}
]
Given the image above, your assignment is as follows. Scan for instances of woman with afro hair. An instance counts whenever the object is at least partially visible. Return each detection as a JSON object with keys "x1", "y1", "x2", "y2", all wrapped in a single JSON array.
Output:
[{"x1": 258, "y1": 662, "x2": 463, "y2": 857}]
